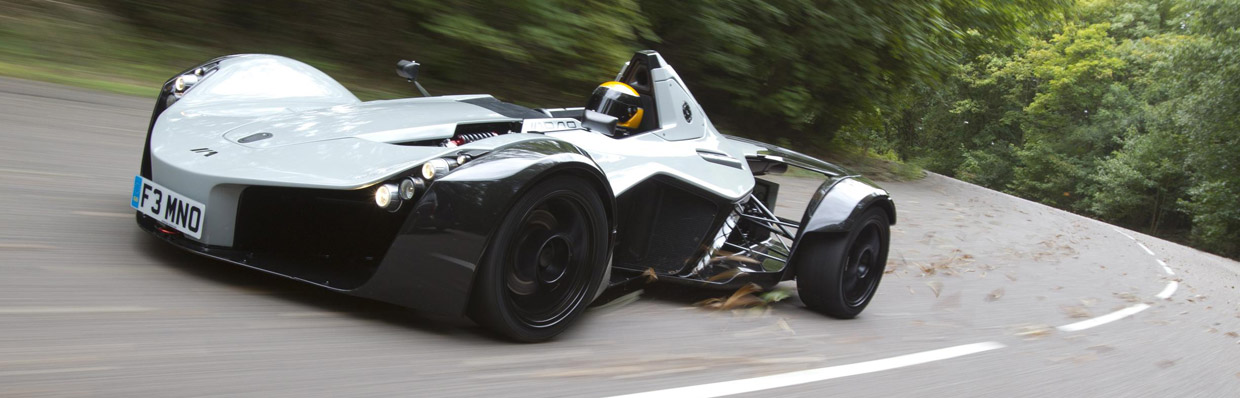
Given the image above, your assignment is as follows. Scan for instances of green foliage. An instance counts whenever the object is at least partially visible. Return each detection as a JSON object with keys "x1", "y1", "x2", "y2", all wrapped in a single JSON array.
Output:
[
  {"x1": 886, "y1": 0, "x2": 1240, "y2": 258},
  {"x1": 396, "y1": 0, "x2": 652, "y2": 87},
  {"x1": 1009, "y1": 139, "x2": 1085, "y2": 208},
  {"x1": 957, "y1": 145, "x2": 1017, "y2": 188},
  {"x1": 640, "y1": 0, "x2": 1067, "y2": 143},
  {"x1": 1170, "y1": 0, "x2": 1240, "y2": 255}
]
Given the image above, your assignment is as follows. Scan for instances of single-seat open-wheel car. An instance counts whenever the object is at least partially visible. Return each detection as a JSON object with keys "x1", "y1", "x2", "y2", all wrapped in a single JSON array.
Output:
[{"x1": 132, "y1": 50, "x2": 896, "y2": 342}]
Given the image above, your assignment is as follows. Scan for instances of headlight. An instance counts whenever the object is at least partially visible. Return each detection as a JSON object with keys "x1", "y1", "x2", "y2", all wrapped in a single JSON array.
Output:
[
  {"x1": 173, "y1": 74, "x2": 199, "y2": 96},
  {"x1": 399, "y1": 177, "x2": 424, "y2": 200},
  {"x1": 374, "y1": 183, "x2": 400, "y2": 211},
  {"x1": 421, "y1": 158, "x2": 451, "y2": 180}
]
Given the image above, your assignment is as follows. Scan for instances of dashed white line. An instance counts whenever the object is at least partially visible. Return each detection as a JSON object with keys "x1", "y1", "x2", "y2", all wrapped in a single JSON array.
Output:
[
  {"x1": 610, "y1": 225, "x2": 1170, "y2": 396},
  {"x1": 1053, "y1": 229, "x2": 1176, "y2": 332},
  {"x1": 0, "y1": 167, "x2": 80, "y2": 178},
  {"x1": 0, "y1": 367, "x2": 116, "y2": 377},
  {"x1": 1136, "y1": 242, "x2": 1156, "y2": 256},
  {"x1": 1155, "y1": 281, "x2": 1179, "y2": 300},
  {"x1": 0, "y1": 306, "x2": 154, "y2": 314},
  {"x1": 73, "y1": 210, "x2": 132, "y2": 218},
  {"x1": 1155, "y1": 259, "x2": 1174, "y2": 275},
  {"x1": 605, "y1": 342, "x2": 1007, "y2": 398},
  {"x1": 0, "y1": 242, "x2": 56, "y2": 250},
  {"x1": 1056, "y1": 304, "x2": 1151, "y2": 332}
]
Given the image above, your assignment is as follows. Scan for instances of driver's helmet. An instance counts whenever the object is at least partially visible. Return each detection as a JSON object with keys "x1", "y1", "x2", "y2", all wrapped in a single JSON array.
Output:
[{"x1": 586, "y1": 81, "x2": 644, "y2": 130}]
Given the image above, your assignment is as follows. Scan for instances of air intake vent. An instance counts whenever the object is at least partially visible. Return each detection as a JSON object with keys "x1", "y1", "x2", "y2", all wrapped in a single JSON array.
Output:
[{"x1": 238, "y1": 132, "x2": 273, "y2": 143}]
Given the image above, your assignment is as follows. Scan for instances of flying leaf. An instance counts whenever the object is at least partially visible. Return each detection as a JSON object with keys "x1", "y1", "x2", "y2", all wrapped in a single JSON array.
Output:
[
  {"x1": 641, "y1": 267, "x2": 658, "y2": 283},
  {"x1": 986, "y1": 288, "x2": 1004, "y2": 302},
  {"x1": 706, "y1": 268, "x2": 743, "y2": 282},
  {"x1": 926, "y1": 281, "x2": 943, "y2": 297},
  {"x1": 723, "y1": 283, "x2": 763, "y2": 309},
  {"x1": 760, "y1": 288, "x2": 792, "y2": 304}
]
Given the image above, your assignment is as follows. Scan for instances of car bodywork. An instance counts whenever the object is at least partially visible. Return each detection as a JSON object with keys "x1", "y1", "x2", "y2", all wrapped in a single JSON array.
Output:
[{"x1": 135, "y1": 51, "x2": 895, "y2": 320}]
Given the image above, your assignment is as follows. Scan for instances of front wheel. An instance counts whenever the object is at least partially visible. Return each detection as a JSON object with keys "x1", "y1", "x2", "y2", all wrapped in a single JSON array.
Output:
[
  {"x1": 796, "y1": 207, "x2": 890, "y2": 318},
  {"x1": 469, "y1": 175, "x2": 609, "y2": 342}
]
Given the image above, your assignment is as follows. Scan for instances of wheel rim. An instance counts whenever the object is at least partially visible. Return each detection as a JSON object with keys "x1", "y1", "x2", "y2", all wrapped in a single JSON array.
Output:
[
  {"x1": 502, "y1": 192, "x2": 595, "y2": 328},
  {"x1": 842, "y1": 223, "x2": 883, "y2": 307}
]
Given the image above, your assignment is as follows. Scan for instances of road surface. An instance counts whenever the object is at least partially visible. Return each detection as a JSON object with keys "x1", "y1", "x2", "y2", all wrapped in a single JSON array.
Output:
[{"x1": 2, "y1": 77, "x2": 1238, "y2": 397}]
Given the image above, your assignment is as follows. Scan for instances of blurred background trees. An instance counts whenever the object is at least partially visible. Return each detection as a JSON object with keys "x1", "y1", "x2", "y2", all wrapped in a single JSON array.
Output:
[
  {"x1": 0, "y1": 0, "x2": 1236, "y2": 257},
  {"x1": 887, "y1": 0, "x2": 1238, "y2": 257}
]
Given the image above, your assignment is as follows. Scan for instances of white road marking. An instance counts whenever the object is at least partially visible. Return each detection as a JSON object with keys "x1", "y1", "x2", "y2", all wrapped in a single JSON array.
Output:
[
  {"x1": 1156, "y1": 259, "x2": 1174, "y2": 275},
  {"x1": 1155, "y1": 281, "x2": 1179, "y2": 300},
  {"x1": 1111, "y1": 227, "x2": 1136, "y2": 240},
  {"x1": 1056, "y1": 304, "x2": 1151, "y2": 332},
  {"x1": 605, "y1": 342, "x2": 1006, "y2": 398},
  {"x1": 67, "y1": 123, "x2": 132, "y2": 132},
  {"x1": 0, "y1": 367, "x2": 115, "y2": 377},
  {"x1": 0, "y1": 242, "x2": 56, "y2": 250},
  {"x1": 72, "y1": 210, "x2": 132, "y2": 218},
  {"x1": 0, "y1": 306, "x2": 154, "y2": 314},
  {"x1": 0, "y1": 167, "x2": 80, "y2": 177},
  {"x1": 1136, "y1": 242, "x2": 1156, "y2": 256}
]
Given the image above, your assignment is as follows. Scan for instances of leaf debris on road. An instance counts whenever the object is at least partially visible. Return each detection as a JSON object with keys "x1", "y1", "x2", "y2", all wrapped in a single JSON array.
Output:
[
  {"x1": 695, "y1": 284, "x2": 793, "y2": 311},
  {"x1": 1062, "y1": 305, "x2": 1092, "y2": 319}
]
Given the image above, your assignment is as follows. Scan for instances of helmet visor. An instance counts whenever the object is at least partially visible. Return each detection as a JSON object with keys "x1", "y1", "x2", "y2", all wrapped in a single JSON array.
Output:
[{"x1": 586, "y1": 86, "x2": 639, "y2": 123}]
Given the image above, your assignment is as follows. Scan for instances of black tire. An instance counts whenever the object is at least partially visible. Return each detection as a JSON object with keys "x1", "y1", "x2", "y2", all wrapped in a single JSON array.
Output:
[
  {"x1": 468, "y1": 175, "x2": 609, "y2": 342},
  {"x1": 795, "y1": 207, "x2": 890, "y2": 318}
]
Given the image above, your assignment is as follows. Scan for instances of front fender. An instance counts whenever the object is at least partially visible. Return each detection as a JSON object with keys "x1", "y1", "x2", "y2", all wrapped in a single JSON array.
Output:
[
  {"x1": 350, "y1": 138, "x2": 615, "y2": 317},
  {"x1": 784, "y1": 176, "x2": 895, "y2": 280},
  {"x1": 802, "y1": 177, "x2": 896, "y2": 234}
]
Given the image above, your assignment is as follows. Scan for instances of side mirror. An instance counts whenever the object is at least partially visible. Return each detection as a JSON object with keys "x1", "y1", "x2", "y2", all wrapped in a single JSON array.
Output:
[
  {"x1": 396, "y1": 60, "x2": 420, "y2": 81},
  {"x1": 396, "y1": 59, "x2": 431, "y2": 97},
  {"x1": 582, "y1": 110, "x2": 618, "y2": 137}
]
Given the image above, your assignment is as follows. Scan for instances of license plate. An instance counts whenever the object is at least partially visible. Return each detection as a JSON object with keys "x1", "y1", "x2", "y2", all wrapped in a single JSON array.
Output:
[{"x1": 130, "y1": 176, "x2": 206, "y2": 239}]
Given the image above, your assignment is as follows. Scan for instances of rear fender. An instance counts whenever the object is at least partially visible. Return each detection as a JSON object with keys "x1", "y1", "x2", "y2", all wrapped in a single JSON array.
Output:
[{"x1": 350, "y1": 138, "x2": 615, "y2": 317}]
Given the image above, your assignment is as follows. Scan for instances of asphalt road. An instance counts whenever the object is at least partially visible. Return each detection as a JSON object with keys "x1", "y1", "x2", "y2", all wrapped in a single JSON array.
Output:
[{"x1": 2, "y1": 77, "x2": 1239, "y2": 397}]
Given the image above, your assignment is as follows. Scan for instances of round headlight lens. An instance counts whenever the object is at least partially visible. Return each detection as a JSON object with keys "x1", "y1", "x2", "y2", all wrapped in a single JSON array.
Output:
[
  {"x1": 422, "y1": 158, "x2": 450, "y2": 180},
  {"x1": 374, "y1": 183, "x2": 399, "y2": 209},
  {"x1": 399, "y1": 177, "x2": 423, "y2": 200},
  {"x1": 173, "y1": 74, "x2": 199, "y2": 94}
]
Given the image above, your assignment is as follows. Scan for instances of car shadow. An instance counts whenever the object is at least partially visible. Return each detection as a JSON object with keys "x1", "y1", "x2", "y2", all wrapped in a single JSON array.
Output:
[{"x1": 131, "y1": 230, "x2": 503, "y2": 342}]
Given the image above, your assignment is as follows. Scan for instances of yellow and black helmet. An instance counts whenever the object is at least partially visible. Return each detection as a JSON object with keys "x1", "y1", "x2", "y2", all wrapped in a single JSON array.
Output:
[{"x1": 586, "y1": 81, "x2": 644, "y2": 129}]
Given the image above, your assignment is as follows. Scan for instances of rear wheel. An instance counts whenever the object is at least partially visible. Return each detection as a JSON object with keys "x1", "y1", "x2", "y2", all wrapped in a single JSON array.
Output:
[
  {"x1": 796, "y1": 208, "x2": 890, "y2": 318},
  {"x1": 469, "y1": 175, "x2": 609, "y2": 342}
]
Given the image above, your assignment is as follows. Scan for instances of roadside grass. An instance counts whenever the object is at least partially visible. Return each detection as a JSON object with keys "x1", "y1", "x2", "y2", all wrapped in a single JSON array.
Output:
[
  {"x1": 742, "y1": 136, "x2": 925, "y2": 182},
  {"x1": 1, "y1": 8, "x2": 195, "y2": 97},
  {"x1": 817, "y1": 143, "x2": 925, "y2": 182},
  {"x1": 0, "y1": 7, "x2": 413, "y2": 102}
]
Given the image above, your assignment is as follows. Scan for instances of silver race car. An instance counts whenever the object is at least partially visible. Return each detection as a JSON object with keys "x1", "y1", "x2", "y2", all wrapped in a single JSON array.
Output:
[{"x1": 133, "y1": 51, "x2": 895, "y2": 342}]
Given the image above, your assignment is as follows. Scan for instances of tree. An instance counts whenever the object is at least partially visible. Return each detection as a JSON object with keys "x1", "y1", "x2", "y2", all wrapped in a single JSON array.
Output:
[
  {"x1": 1170, "y1": 0, "x2": 1240, "y2": 255},
  {"x1": 638, "y1": 0, "x2": 1066, "y2": 145}
]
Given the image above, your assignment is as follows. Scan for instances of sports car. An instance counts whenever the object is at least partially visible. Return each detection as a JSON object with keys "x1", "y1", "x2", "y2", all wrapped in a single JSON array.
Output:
[{"x1": 133, "y1": 50, "x2": 896, "y2": 342}]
